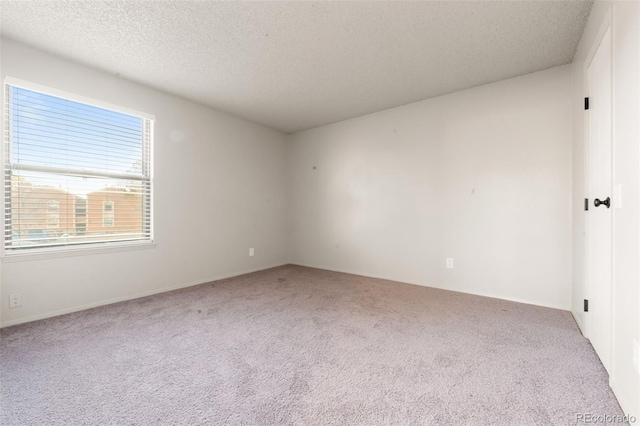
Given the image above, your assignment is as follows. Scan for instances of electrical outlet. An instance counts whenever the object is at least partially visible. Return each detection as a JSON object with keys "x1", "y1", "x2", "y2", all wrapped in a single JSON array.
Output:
[
  {"x1": 633, "y1": 339, "x2": 639, "y2": 375},
  {"x1": 446, "y1": 258, "x2": 454, "y2": 269},
  {"x1": 9, "y1": 293, "x2": 22, "y2": 308},
  {"x1": 249, "y1": 248, "x2": 254, "y2": 257}
]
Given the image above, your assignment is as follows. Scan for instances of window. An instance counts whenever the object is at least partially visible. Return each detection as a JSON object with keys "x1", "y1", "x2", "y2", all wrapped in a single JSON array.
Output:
[
  {"x1": 4, "y1": 79, "x2": 153, "y2": 252},
  {"x1": 46, "y1": 200, "x2": 59, "y2": 228},
  {"x1": 74, "y1": 198, "x2": 86, "y2": 235},
  {"x1": 103, "y1": 201, "x2": 114, "y2": 228}
]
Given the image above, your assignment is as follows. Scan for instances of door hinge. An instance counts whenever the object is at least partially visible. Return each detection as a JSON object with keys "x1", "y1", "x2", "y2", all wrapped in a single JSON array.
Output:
[
  {"x1": 584, "y1": 97, "x2": 589, "y2": 110},
  {"x1": 584, "y1": 198, "x2": 589, "y2": 211},
  {"x1": 584, "y1": 299, "x2": 589, "y2": 312}
]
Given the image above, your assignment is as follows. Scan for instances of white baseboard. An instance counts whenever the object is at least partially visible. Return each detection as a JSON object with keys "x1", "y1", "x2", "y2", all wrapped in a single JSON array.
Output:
[
  {"x1": 0, "y1": 263, "x2": 288, "y2": 328},
  {"x1": 610, "y1": 380, "x2": 639, "y2": 421},
  {"x1": 571, "y1": 310, "x2": 586, "y2": 335},
  {"x1": 290, "y1": 262, "x2": 570, "y2": 311},
  {"x1": 1, "y1": 262, "x2": 571, "y2": 327}
]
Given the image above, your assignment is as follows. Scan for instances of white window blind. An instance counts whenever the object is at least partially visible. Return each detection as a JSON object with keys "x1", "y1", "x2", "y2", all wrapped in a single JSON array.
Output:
[{"x1": 4, "y1": 81, "x2": 153, "y2": 252}]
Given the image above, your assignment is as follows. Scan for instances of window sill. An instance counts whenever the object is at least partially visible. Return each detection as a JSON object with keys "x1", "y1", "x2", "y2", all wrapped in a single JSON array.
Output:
[{"x1": 1, "y1": 240, "x2": 156, "y2": 263}]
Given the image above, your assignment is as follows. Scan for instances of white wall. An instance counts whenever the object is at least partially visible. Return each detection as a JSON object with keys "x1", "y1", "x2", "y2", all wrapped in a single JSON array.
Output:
[
  {"x1": 0, "y1": 38, "x2": 289, "y2": 327},
  {"x1": 571, "y1": 1, "x2": 640, "y2": 418},
  {"x1": 288, "y1": 65, "x2": 573, "y2": 310}
]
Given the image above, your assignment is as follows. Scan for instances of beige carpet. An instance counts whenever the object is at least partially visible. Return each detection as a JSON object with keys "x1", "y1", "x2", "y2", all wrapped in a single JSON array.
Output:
[{"x1": 0, "y1": 265, "x2": 624, "y2": 425}]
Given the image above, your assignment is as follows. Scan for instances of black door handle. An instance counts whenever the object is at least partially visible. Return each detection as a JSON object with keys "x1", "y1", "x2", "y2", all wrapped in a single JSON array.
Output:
[{"x1": 594, "y1": 197, "x2": 611, "y2": 208}]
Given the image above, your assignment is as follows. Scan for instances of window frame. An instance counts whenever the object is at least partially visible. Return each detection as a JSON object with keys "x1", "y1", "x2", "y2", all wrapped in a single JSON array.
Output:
[{"x1": 2, "y1": 77, "x2": 155, "y2": 260}]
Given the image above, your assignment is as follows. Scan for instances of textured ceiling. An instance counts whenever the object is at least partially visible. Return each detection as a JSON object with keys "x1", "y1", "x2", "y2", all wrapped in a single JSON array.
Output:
[{"x1": 0, "y1": 1, "x2": 593, "y2": 134}]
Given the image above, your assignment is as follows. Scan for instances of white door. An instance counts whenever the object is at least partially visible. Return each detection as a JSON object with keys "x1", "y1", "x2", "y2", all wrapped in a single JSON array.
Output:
[{"x1": 587, "y1": 27, "x2": 613, "y2": 373}]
